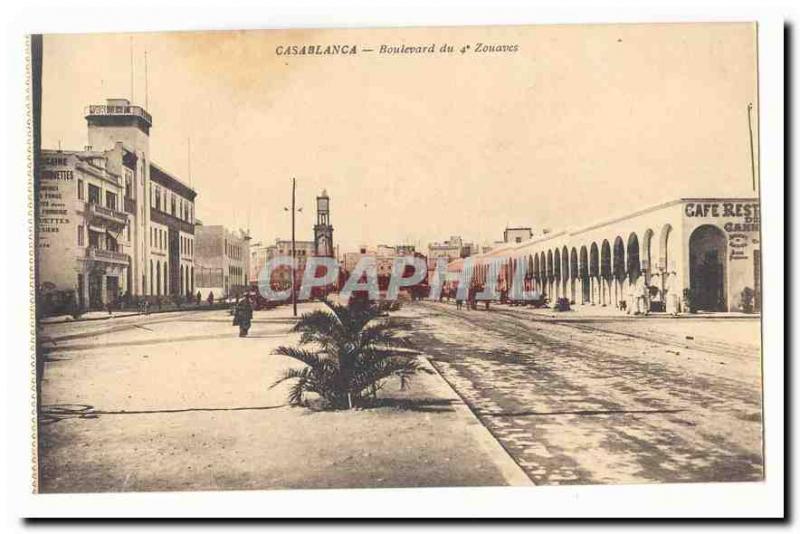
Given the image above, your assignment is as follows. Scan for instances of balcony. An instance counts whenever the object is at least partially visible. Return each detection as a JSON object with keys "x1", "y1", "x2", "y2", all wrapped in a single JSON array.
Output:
[
  {"x1": 87, "y1": 202, "x2": 128, "y2": 229},
  {"x1": 85, "y1": 104, "x2": 152, "y2": 126},
  {"x1": 86, "y1": 247, "x2": 129, "y2": 266}
]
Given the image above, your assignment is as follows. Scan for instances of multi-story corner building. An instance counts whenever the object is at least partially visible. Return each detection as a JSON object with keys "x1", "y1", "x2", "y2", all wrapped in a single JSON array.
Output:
[
  {"x1": 36, "y1": 98, "x2": 197, "y2": 309},
  {"x1": 38, "y1": 148, "x2": 130, "y2": 308},
  {"x1": 194, "y1": 224, "x2": 251, "y2": 299}
]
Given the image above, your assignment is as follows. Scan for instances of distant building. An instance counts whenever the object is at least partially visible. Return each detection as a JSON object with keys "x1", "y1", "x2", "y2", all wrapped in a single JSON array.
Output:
[
  {"x1": 250, "y1": 238, "x2": 316, "y2": 290},
  {"x1": 194, "y1": 225, "x2": 251, "y2": 299},
  {"x1": 396, "y1": 244, "x2": 416, "y2": 256},
  {"x1": 342, "y1": 244, "x2": 427, "y2": 291},
  {"x1": 504, "y1": 227, "x2": 533, "y2": 244},
  {"x1": 427, "y1": 236, "x2": 476, "y2": 270}
]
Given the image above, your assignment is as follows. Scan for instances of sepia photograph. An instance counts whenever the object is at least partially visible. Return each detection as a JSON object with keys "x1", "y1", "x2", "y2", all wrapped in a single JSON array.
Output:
[{"x1": 27, "y1": 19, "x2": 771, "y2": 503}]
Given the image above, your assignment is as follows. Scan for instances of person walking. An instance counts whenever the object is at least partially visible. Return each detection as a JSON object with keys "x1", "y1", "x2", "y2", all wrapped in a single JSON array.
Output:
[
  {"x1": 196, "y1": 290, "x2": 202, "y2": 306},
  {"x1": 665, "y1": 271, "x2": 679, "y2": 316},
  {"x1": 626, "y1": 277, "x2": 637, "y2": 315},
  {"x1": 236, "y1": 296, "x2": 253, "y2": 337},
  {"x1": 207, "y1": 291, "x2": 214, "y2": 307},
  {"x1": 637, "y1": 275, "x2": 650, "y2": 316}
]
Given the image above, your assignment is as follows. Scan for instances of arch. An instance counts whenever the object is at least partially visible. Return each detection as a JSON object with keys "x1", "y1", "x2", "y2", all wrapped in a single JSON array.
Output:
[
  {"x1": 546, "y1": 250, "x2": 554, "y2": 279},
  {"x1": 561, "y1": 246, "x2": 570, "y2": 282},
  {"x1": 627, "y1": 232, "x2": 641, "y2": 281},
  {"x1": 689, "y1": 224, "x2": 728, "y2": 311},
  {"x1": 589, "y1": 243, "x2": 599, "y2": 277},
  {"x1": 641, "y1": 228, "x2": 654, "y2": 271},
  {"x1": 553, "y1": 248, "x2": 561, "y2": 281},
  {"x1": 533, "y1": 254, "x2": 540, "y2": 280},
  {"x1": 570, "y1": 248, "x2": 579, "y2": 280},
  {"x1": 579, "y1": 246, "x2": 589, "y2": 278},
  {"x1": 659, "y1": 224, "x2": 673, "y2": 271},
  {"x1": 539, "y1": 252, "x2": 546, "y2": 279},
  {"x1": 600, "y1": 240, "x2": 612, "y2": 279},
  {"x1": 156, "y1": 260, "x2": 161, "y2": 296},
  {"x1": 613, "y1": 236, "x2": 626, "y2": 280}
]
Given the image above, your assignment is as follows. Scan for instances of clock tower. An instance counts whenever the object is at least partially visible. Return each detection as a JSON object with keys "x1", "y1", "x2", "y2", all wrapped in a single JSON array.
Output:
[{"x1": 314, "y1": 190, "x2": 334, "y2": 257}]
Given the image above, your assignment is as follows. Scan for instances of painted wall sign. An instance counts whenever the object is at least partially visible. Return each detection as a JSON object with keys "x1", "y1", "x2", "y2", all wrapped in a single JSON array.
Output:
[{"x1": 684, "y1": 201, "x2": 760, "y2": 222}]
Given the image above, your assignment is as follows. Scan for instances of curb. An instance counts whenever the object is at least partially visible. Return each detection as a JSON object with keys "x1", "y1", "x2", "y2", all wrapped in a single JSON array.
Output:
[
  {"x1": 419, "y1": 356, "x2": 534, "y2": 487},
  {"x1": 39, "y1": 305, "x2": 231, "y2": 325}
]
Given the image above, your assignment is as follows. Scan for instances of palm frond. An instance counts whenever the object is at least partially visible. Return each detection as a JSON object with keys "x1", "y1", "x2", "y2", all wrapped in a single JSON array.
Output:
[
  {"x1": 269, "y1": 366, "x2": 310, "y2": 389},
  {"x1": 273, "y1": 346, "x2": 333, "y2": 371}
]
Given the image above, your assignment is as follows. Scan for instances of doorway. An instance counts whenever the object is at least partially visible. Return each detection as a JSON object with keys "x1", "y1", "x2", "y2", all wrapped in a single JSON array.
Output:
[{"x1": 689, "y1": 225, "x2": 727, "y2": 311}]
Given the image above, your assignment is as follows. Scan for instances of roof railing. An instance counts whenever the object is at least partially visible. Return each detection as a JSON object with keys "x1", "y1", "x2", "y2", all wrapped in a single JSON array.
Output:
[{"x1": 85, "y1": 104, "x2": 152, "y2": 125}]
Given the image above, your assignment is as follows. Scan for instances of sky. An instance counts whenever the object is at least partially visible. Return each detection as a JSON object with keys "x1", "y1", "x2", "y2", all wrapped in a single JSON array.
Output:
[{"x1": 41, "y1": 23, "x2": 758, "y2": 253}]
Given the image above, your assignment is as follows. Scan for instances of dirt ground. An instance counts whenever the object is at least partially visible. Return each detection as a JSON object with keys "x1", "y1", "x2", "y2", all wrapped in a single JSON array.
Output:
[
  {"x1": 37, "y1": 304, "x2": 512, "y2": 493},
  {"x1": 405, "y1": 301, "x2": 763, "y2": 485}
]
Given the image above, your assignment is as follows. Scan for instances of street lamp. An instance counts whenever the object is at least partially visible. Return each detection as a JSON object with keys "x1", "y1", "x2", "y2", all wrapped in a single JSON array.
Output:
[{"x1": 284, "y1": 178, "x2": 303, "y2": 317}]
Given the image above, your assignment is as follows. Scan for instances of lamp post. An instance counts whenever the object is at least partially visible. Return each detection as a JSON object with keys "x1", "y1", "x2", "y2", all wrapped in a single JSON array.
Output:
[
  {"x1": 284, "y1": 178, "x2": 303, "y2": 317},
  {"x1": 747, "y1": 102, "x2": 757, "y2": 192}
]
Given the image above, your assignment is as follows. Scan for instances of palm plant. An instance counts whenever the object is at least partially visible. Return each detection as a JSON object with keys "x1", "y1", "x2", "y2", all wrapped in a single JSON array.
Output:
[{"x1": 272, "y1": 300, "x2": 425, "y2": 409}]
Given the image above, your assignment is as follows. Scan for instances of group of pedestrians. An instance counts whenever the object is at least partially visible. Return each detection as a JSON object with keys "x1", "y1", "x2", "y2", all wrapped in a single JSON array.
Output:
[
  {"x1": 626, "y1": 276, "x2": 651, "y2": 315},
  {"x1": 625, "y1": 271, "x2": 680, "y2": 316}
]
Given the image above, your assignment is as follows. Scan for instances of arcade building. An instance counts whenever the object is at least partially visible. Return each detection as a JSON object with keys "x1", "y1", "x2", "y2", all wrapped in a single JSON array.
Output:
[{"x1": 452, "y1": 198, "x2": 761, "y2": 313}]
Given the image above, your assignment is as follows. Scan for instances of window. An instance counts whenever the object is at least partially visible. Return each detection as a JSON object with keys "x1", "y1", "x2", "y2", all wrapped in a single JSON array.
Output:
[
  {"x1": 155, "y1": 187, "x2": 161, "y2": 211},
  {"x1": 171, "y1": 194, "x2": 176, "y2": 216},
  {"x1": 88, "y1": 183, "x2": 100, "y2": 205},
  {"x1": 77, "y1": 225, "x2": 84, "y2": 246},
  {"x1": 77, "y1": 179, "x2": 84, "y2": 200},
  {"x1": 88, "y1": 230, "x2": 100, "y2": 249},
  {"x1": 105, "y1": 191, "x2": 117, "y2": 211},
  {"x1": 124, "y1": 169, "x2": 133, "y2": 199},
  {"x1": 126, "y1": 221, "x2": 130, "y2": 241}
]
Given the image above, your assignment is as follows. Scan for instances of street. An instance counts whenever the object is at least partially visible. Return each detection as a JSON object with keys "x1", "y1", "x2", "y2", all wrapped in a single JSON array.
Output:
[
  {"x1": 405, "y1": 301, "x2": 763, "y2": 485},
  {"x1": 37, "y1": 301, "x2": 764, "y2": 491}
]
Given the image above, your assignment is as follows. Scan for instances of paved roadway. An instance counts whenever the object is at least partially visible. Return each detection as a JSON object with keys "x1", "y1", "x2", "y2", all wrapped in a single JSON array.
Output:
[{"x1": 403, "y1": 301, "x2": 763, "y2": 485}]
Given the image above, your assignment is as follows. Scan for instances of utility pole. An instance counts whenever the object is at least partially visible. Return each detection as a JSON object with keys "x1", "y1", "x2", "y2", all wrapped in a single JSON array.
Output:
[
  {"x1": 144, "y1": 50, "x2": 149, "y2": 110},
  {"x1": 291, "y1": 177, "x2": 297, "y2": 317},
  {"x1": 747, "y1": 102, "x2": 757, "y2": 192}
]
